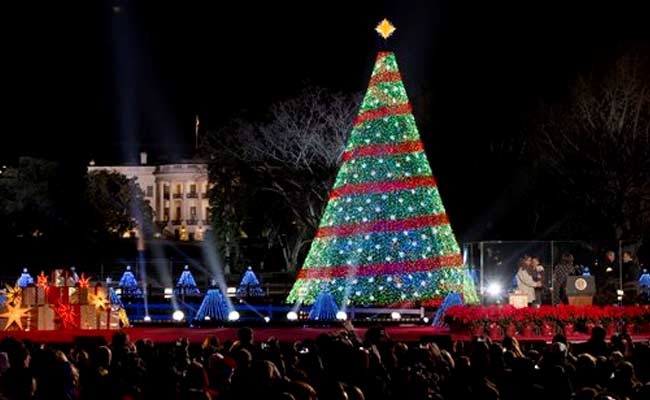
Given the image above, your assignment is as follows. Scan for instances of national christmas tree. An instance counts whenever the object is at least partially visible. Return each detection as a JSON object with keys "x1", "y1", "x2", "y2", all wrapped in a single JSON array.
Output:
[
  {"x1": 236, "y1": 267, "x2": 265, "y2": 298},
  {"x1": 287, "y1": 20, "x2": 478, "y2": 307},
  {"x1": 175, "y1": 265, "x2": 201, "y2": 296}
]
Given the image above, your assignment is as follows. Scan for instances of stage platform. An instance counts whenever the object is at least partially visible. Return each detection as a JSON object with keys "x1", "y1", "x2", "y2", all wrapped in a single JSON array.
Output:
[{"x1": 1, "y1": 326, "x2": 649, "y2": 345}]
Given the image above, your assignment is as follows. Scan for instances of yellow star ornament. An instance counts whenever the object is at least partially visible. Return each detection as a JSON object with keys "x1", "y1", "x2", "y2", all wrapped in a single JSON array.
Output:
[
  {"x1": 88, "y1": 292, "x2": 109, "y2": 311},
  {"x1": 5, "y1": 284, "x2": 22, "y2": 306},
  {"x1": 375, "y1": 18, "x2": 396, "y2": 39},
  {"x1": 0, "y1": 303, "x2": 31, "y2": 331},
  {"x1": 118, "y1": 308, "x2": 130, "y2": 328}
]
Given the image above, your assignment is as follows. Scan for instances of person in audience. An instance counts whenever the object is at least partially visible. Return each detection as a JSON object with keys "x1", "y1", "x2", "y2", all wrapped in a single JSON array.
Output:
[{"x1": 0, "y1": 325, "x2": 648, "y2": 400}]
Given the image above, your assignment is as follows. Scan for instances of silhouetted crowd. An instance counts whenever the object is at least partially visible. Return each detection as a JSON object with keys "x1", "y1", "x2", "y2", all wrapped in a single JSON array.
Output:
[{"x1": 1, "y1": 325, "x2": 650, "y2": 400}]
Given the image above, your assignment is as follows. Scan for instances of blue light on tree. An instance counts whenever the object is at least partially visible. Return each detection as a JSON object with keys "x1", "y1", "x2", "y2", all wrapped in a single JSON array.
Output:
[
  {"x1": 308, "y1": 292, "x2": 340, "y2": 321},
  {"x1": 109, "y1": 287, "x2": 124, "y2": 308},
  {"x1": 236, "y1": 267, "x2": 264, "y2": 298},
  {"x1": 195, "y1": 289, "x2": 229, "y2": 321},
  {"x1": 640, "y1": 269, "x2": 650, "y2": 288},
  {"x1": 175, "y1": 265, "x2": 201, "y2": 295},
  {"x1": 119, "y1": 265, "x2": 143, "y2": 298},
  {"x1": 17, "y1": 268, "x2": 34, "y2": 288},
  {"x1": 432, "y1": 292, "x2": 464, "y2": 327}
]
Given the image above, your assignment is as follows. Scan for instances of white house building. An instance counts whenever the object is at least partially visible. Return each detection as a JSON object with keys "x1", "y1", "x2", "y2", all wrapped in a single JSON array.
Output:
[{"x1": 88, "y1": 152, "x2": 211, "y2": 241}]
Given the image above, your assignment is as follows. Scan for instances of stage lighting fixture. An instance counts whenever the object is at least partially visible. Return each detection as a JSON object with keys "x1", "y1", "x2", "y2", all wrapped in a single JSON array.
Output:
[
  {"x1": 264, "y1": 316, "x2": 271, "y2": 323},
  {"x1": 335, "y1": 311, "x2": 348, "y2": 321},
  {"x1": 204, "y1": 316, "x2": 211, "y2": 321},
  {"x1": 423, "y1": 317, "x2": 430, "y2": 324},
  {"x1": 227, "y1": 287, "x2": 237, "y2": 295},
  {"x1": 143, "y1": 315, "x2": 152, "y2": 322},
  {"x1": 287, "y1": 311, "x2": 298, "y2": 321},
  {"x1": 172, "y1": 310, "x2": 185, "y2": 322},
  {"x1": 486, "y1": 282, "x2": 503, "y2": 297},
  {"x1": 391, "y1": 312, "x2": 401, "y2": 320},
  {"x1": 228, "y1": 311, "x2": 240, "y2": 321},
  {"x1": 114, "y1": 288, "x2": 122, "y2": 295}
]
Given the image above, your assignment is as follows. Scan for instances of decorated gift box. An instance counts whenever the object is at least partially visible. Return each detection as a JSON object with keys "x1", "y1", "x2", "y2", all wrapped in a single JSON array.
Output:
[{"x1": 2, "y1": 268, "x2": 128, "y2": 331}]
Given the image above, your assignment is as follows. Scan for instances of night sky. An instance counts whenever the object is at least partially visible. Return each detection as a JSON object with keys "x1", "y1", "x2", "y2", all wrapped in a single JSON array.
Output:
[{"x1": 3, "y1": 0, "x2": 650, "y2": 237}]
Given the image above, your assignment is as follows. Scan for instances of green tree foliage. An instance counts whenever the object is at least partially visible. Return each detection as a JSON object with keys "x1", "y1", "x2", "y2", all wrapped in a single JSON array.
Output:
[
  {"x1": 0, "y1": 157, "x2": 59, "y2": 238},
  {"x1": 0, "y1": 158, "x2": 153, "y2": 242},
  {"x1": 86, "y1": 170, "x2": 154, "y2": 238},
  {"x1": 203, "y1": 86, "x2": 359, "y2": 272},
  {"x1": 533, "y1": 54, "x2": 650, "y2": 241}
]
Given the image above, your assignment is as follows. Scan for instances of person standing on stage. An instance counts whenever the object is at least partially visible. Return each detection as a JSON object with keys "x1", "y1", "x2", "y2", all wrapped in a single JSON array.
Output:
[
  {"x1": 531, "y1": 256, "x2": 545, "y2": 305},
  {"x1": 622, "y1": 251, "x2": 640, "y2": 304},
  {"x1": 516, "y1": 257, "x2": 541, "y2": 305},
  {"x1": 595, "y1": 250, "x2": 619, "y2": 305},
  {"x1": 553, "y1": 252, "x2": 576, "y2": 305}
]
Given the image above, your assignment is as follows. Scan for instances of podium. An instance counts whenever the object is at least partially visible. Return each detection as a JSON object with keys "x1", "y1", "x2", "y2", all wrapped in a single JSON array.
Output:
[{"x1": 566, "y1": 276, "x2": 595, "y2": 306}]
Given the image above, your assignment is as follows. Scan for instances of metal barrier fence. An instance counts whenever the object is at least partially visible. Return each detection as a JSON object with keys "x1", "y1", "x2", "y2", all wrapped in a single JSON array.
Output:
[{"x1": 2, "y1": 240, "x2": 646, "y2": 306}]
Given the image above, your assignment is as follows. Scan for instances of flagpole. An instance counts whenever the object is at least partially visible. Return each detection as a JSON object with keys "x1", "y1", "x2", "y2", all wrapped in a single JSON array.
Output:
[{"x1": 195, "y1": 114, "x2": 199, "y2": 151}]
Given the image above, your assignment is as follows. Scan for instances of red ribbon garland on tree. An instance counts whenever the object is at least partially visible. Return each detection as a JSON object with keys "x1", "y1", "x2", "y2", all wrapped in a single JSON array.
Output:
[
  {"x1": 354, "y1": 103, "x2": 413, "y2": 127},
  {"x1": 329, "y1": 176, "x2": 437, "y2": 200},
  {"x1": 316, "y1": 213, "x2": 449, "y2": 239},
  {"x1": 341, "y1": 140, "x2": 424, "y2": 162},
  {"x1": 297, "y1": 253, "x2": 463, "y2": 280}
]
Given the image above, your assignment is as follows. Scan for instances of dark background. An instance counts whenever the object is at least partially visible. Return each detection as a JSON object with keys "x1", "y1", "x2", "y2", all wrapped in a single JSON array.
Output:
[{"x1": 3, "y1": 0, "x2": 650, "y2": 240}]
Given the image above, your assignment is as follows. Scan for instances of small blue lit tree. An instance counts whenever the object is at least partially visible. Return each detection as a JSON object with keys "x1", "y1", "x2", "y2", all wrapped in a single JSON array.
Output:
[
  {"x1": 308, "y1": 292, "x2": 340, "y2": 321},
  {"x1": 236, "y1": 267, "x2": 264, "y2": 298},
  {"x1": 109, "y1": 287, "x2": 124, "y2": 308},
  {"x1": 119, "y1": 265, "x2": 143, "y2": 298},
  {"x1": 17, "y1": 268, "x2": 34, "y2": 288},
  {"x1": 175, "y1": 265, "x2": 201, "y2": 295},
  {"x1": 195, "y1": 289, "x2": 229, "y2": 321},
  {"x1": 433, "y1": 292, "x2": 464, "y2": 327}
]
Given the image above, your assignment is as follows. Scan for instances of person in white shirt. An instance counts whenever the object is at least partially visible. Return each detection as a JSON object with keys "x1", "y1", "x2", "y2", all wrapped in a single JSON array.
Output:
[{"x1": 516, "y1": 257, "x2": 542, "y2": 305}]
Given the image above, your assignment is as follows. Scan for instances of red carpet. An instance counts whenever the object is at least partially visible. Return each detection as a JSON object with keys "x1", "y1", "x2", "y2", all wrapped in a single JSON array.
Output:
[{"x1": 1, "y1": 326, "x2": 649, "y2": 344}]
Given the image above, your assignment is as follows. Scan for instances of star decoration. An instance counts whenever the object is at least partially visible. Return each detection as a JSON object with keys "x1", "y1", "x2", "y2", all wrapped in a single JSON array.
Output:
[
  {"x1": 375, "y1": 18, "x2": 396, "y2": 39},
  {"x1": 53, "y1": 303, "x2": 78, "y2": 329},
  {"x1": 78, "y1": 273, "x2": 90, "y2": 289},
  {"x1": 0, "y1": 303, "x2": 31, "y2": 331},
  {"x1": 88, "y1": 291, "x2": 109, "y2": 311},
  {"x1": 5, "y1": 284, "x2": 22, "y2": 306},
  {"x1": 118, "y1": 308, "x2": 130, "y2": 328},
  {"x1": 36, "y1": 272, "x2": 48, "y2": 288}
]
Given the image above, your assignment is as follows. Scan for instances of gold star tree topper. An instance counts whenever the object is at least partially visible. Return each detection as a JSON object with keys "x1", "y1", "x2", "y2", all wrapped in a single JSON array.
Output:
[
  {"x1": 0, "y1": 303, "x2": 31, "y2": 331},
  {"x1": 375, "y1": 18, "x2": 396, "y2": 39}
]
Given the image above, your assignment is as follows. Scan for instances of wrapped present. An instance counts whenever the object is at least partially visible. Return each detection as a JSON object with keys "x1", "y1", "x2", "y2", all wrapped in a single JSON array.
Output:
[
  {"x1": 21, "y1": 287, "x2": 35, "y2": 306},
  {"x1": 105, "y1": 307, "x2": 120, "y2": 329},
  {"x1": 52, "y1": 269, "x2": 67, "y2": 287},
  {"x1": 37, "y1": 287, "x2": 48, "y2": 305},
  {"x1": 52, "y1": 303, "x2": 81, "y2": 330},
  {"x1": 36, "y1": 304, "x2": 56, "y2": 330},
  {"x1": 80, "y1": 304, "x2": 99, "y2": 329},
  {"x1": 47, "y1": 286, "x2": 70, "y2": 305},
  {"x1": 21, "y1": 286, "x2": 48, "y2": 306},
  {"x1": 69, "y1": 287, "x2": 89, "y2": 305}
]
